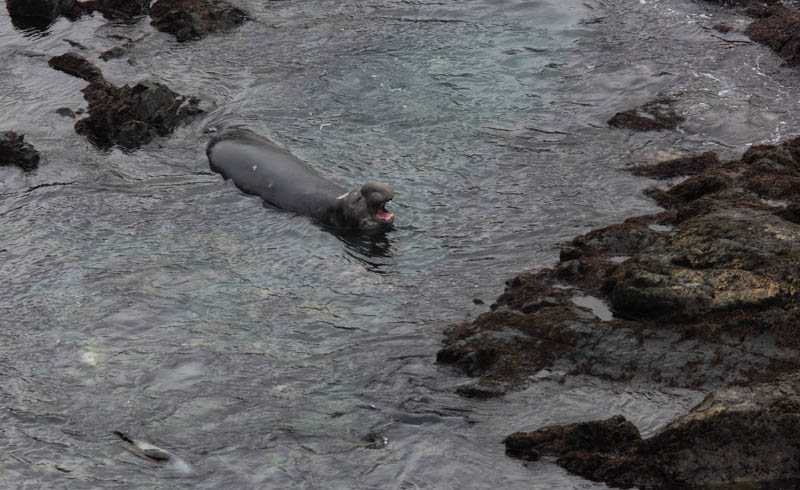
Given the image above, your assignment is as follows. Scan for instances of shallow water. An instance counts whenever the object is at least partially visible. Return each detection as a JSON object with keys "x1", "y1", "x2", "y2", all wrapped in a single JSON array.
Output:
[{"x1": 1, "y1": 0, "x2": 798, "y2": 487}]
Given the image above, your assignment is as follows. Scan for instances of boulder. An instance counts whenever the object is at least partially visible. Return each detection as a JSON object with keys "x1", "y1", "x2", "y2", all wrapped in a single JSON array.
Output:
[{"x1": 0, "y1": 132, "x2": 41, "y2": 171}]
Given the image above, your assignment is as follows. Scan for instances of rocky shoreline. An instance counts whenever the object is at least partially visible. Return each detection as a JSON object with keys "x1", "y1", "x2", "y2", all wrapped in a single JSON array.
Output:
[{"x1": 437, "y1": 2, "x2": 800, "y2": 488}]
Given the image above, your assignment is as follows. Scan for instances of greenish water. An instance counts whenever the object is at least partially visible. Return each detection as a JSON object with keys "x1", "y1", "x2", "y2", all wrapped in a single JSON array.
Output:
[{"x1": 2, "y1": 0, "x2": 800, "y2": 487}]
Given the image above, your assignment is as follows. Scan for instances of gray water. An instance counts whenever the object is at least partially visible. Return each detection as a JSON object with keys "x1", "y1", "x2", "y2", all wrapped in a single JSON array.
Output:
[{"x1": 1, "y1": 0, "x2": 799, "y2": 488}]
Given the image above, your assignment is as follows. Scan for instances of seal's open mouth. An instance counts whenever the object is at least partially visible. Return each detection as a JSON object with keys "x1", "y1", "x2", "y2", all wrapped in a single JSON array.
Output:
[{"x1": 376, "y1": 205, "x2": 393, "y2": 222}]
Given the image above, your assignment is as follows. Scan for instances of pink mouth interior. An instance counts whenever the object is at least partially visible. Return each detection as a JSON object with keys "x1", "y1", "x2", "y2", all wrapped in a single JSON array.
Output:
[{"x1": 376, "y1": 207, "x2": 393, "y2": 221}]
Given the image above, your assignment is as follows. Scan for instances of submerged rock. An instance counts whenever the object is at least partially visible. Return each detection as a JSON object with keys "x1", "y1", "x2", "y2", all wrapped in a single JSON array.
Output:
[
  {"x1": 505, "y1": 372, "x2": 800, "y2": 489},
  {"x1": 0, "y1": 132, "x2": 41, "y2": 171},
  {"x1": 48, "y1": 53, "x2": 202, "y2": 149},
  {"x1": 150, "y1": 0, "x2": 250, "y2": 42},
  {"x1": 607, "y1": 98, "x2": 684, "y2": 132}
]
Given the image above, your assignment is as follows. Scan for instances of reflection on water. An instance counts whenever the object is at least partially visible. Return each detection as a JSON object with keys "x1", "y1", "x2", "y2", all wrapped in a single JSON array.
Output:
[
  {"x1": 335, "y1": 229, "x2": 395, "y2": 272},
  {"x1": 2, "y1": 0, "x2": 800, "y2": 487}
]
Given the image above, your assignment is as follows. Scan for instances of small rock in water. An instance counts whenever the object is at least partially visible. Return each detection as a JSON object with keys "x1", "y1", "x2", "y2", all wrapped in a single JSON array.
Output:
[
  {"x1": 47, "y1": 53, "x2": 202, "y2": 150},
  {"x1": 150, "y1": 0, "x2": 250, "y2": 42},
  {"x1": 0, "y1": 132, "x2": 41, "y2": 171},
  {"x1": 607, "y1": 97, "x2": 684, "y2": 131}
]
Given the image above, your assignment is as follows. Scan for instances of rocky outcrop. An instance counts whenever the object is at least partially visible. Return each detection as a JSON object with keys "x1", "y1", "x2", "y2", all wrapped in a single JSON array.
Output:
[
  {"x1": 438, "y1": 136, "x2": 800, "y2": 397},
  {"x1": 504, "y1": 372, "x2": 800, "y2": 489},
  {"x1": 439, "y1": 130, "x2": 800, "y2": 487},
  {"x1": 0, "y1": 132, "x2": 41, "y2": 171},
  {"x1": 5, "y1": 0, "x2": 75, "y2": 28},
  {"x1": 745, "y1": 5, "x2": 800, "y2": 66},
  {"x1": 48, "y1": 53, "x2": 202, "y2": 150},
  {"x1": 150, "y1": 0, "x2": 249, "y2": 42},
  {"x1": 607, "y1": 98, "x2": 684, "y2": 132}
]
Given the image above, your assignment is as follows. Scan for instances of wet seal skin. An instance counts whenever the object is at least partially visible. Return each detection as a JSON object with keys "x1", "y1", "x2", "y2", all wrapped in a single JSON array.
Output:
[{"x1": 206, "y1": 127, "x2": 395, "y2": 232}]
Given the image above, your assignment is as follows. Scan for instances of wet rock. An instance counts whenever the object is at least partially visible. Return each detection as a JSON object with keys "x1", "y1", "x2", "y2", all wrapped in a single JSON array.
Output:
[
  {"x1": 505, "y1": 372, "x2": 800, "y2": 489},
  {"x1": 100, "y1": 46, "x2": 127, "y2": 61},
  {"x1": 65, "y1": 0, "x2": 149, "y2": 21},
  {"x1": 712, "y1": 23, "x2": 732, "y2": 33},
  {"x1": 745, "y1": 5, "x2": 800, "y2": 66},
  {"x1": 0, "y1": 132, "x2": 41, "y2": 171},
  {"x1": 48, "y1": 53, "x2": 104, "y2": 82},
  {"x1": 610, "y1": 207, "x2": 800, "y2": 324},
  {"x1": 76, "y1": 80, "x2": 202, "y2": 149},
  {"x1": 505, "y1": 415, "x2": 641, "y2": 462},
  {"x1": 439, "y1": 136, "x2": 800, "y2": 397},
  {"x1": 629, "y1": 151, "x2": 720, "y2": 179},
  {"x1": 56, "y1": 108, "x2": 76, "y2": 118},
  {"x1": 47, "y1": 53, "x2": 202, "y2": 149},
  {"x1": 6, "y1": 0, "x2": 75, "y2": 28},
  {"x1": 607, "y1": 98, "x2": 684, "y2": 132},
  {"x1": 150, "y1": 0, "x2": 250, "y2": 42}
]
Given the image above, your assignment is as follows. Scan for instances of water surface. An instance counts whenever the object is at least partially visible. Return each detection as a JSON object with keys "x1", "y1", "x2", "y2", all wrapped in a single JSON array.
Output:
[{"x1": 1, "y1": 0, "x2": 798, "y2": 487}]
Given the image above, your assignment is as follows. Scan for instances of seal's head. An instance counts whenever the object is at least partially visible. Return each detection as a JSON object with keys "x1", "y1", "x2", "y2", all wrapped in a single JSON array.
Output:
[{"x1": 338, "y1": 182, "x2": 395, "y2": 231}]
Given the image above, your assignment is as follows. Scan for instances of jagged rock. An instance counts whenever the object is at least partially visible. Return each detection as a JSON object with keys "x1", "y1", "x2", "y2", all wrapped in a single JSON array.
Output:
[
  {"x1": 505, "y1": 372, "x2": 800, "y2": 489},
  {"x1": 47, "y1": 53, "x2": 202, "y2": 149},
  {"x1": 607, "y1": 98, "x2": 684, "y2": 132},
  {"x1": 746, "y1": 5, "x2": 800, "y2": 66},
  {"x1": 629, "y1": 151, "x2": 721, "y2": 179},
  {"x1": 438, "y1": 136, "x2": 800, "y2": 397},
  {"x1": 48, "y1": 53, "x2": 104, "y2": 82},
  {"x1": 150, "y1": 0, "x2": 249, "y2": 42},
  {"x1": 609, "y1": 207, "x2": 800, "y2": 324},
  {"x1": 76, "y1": 80, "x2": 202, "y2": 149},
  {"x1": 0, "y1": 132, "x2": 41, "y2": 171}
]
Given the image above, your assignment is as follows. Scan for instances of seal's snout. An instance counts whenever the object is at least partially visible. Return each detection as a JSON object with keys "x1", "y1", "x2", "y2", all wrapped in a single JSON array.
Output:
[{"x1": 360, "y1": 182, "x2": 394, "y2": 224}]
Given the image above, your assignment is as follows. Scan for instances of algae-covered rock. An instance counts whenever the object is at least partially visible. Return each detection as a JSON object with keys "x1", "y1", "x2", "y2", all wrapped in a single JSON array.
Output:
[{"x1": 610, "y1": 207, "x2": 800, "y2": 323}]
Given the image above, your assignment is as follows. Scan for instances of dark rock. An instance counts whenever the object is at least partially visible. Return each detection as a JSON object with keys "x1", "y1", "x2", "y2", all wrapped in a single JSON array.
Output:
[
  {"x1": 75, "y1": 80, "x2": 202, "y2": 149},
  {"x1": 0, "y1": 132, "x2": 41, "y2": 171},
  {"x1": 439, "y1": 136, "x2": 800, "y2": 395},
  {"x1": 505, "y1": 415, "x2": 640, "y2": 461},
  {"x1": 701, "y1": 0, "x2": 780, "y2": 9},
  {"x1": 610, "y1": 207, "x2": 800, "y2": 323},
  {"x1": 64, "y1": 0, "x2": 149, "y2": 21},
  {"x1": 48, "y1": 53, "x2": 104, "y2": 82},
  {"x1": 56, "y1": 107, "x2": 76, "y2": 118},
  {"x1": 150, "y1": 0, "x2": 249, "y2": 42},
  {"x1": 746, "y1": 6, "x2": 800, "y2": 66},
  {"x1": 455, "y1": 384, "x2": 506, "y2": 400},
  {"x1": 712, "y1": 23, "x2": 732, "y2": 33},
  {"x1": 6, "y1": 0, "x2": 75, "y2": 28},
  {"x1": 47, "y1": 53, "x2": 202, "y2": 149},
  {"x1": 629, "y1": 151, "x2": 720, "y2": 179},
  {"x1": 607, "y1": 98, "x2": 684, "y2": 132},
  {"x1": 99, "y1": 46, "x2": 128, "y2": 61},
  {"x1": 505, "y1": 372, "x2": 800, "y2": 489}
]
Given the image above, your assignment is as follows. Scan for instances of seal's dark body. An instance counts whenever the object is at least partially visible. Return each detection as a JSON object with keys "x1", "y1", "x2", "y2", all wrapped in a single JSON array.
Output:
[{"x1": 206, "y1": 128, "x2": 393, "y2": 231}]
